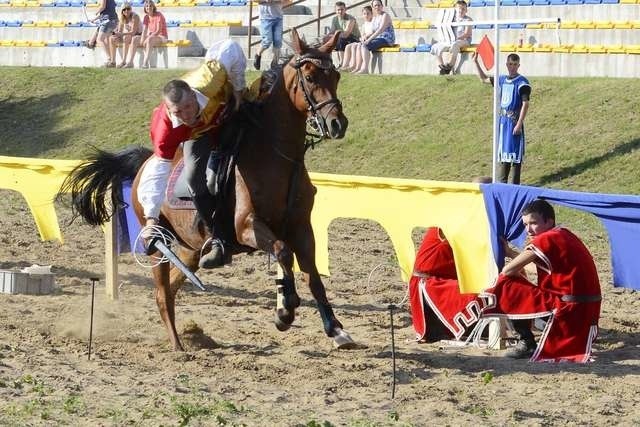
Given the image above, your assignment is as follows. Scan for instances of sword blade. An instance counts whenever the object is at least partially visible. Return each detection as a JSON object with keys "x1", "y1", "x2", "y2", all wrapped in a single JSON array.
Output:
[{"x1": 150, "y1": 238, "x2": 207, "y2": 291}]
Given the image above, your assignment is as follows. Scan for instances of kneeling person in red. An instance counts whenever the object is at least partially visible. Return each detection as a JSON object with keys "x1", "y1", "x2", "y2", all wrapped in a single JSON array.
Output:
[
  {"x1": 482, "y1": 200, "x2": 601, "y2": 362},
  {"x1": 409, "y1": 227, "x2": 482, "y2": 342}
]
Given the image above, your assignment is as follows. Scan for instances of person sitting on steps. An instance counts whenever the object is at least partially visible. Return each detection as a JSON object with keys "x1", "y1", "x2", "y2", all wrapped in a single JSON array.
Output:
[{"x1": 137, "y1": 39, "x2": 247, "y2": 268}]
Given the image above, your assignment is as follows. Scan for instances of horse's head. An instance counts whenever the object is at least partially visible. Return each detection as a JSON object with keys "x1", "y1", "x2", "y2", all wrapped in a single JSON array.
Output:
[{"x1": 285, "y1": 29, "x2": 349, "y2": 140}]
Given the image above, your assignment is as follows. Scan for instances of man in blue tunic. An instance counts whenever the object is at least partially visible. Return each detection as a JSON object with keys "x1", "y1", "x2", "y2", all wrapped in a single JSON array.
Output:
[{"x1": 472, "y1": 52, "x2": 531, "y2": 184}]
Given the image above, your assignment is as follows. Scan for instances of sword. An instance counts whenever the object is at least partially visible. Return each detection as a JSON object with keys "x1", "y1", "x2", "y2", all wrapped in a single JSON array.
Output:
[{"x1": 147, "y1": 237, "x2": 207, "y2": 292}]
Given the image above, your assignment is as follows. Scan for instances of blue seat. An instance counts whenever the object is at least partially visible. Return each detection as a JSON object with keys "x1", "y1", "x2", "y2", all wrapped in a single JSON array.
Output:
[
  {"x1": 485, "y1": 0, "x2": 495, "y2": 5},
  {"x1": 228, "y1": 0, "x2": 245, "y2": 4},
  {"x1": 549, "y1": 0, "x2": 566, "y2": 4},
  {"x1": 61, "y1": 40, "x2": 79, "y2": 46},
  {"x1": 416, "y1": 43, "x2": 431, "y2": 52},
  {"x1": 469, "y1": 0, "x2": 485, "y2": 6},
  {"x1": 46, "y1": 42, "x2": 62, "y2": 46},
  {"x1": 166, "y1": 20, "x2": 179, "y2": 27},
  {"x1": 501, "y1": 0, "x2": 517, "y2": 5},
  {"x1": 5, "y1": 20, "x2": 23, "y2": 27},
  {"x1": 400, "y1": 46, "x2": 416, "y2": 52},
  {"x1": 532, "y1": 0, "x2": 549, "y2": 4},
  {"x1": 583, "y1": 0, "x2": 601, "y2": 3},
  {"x1": 54, "y1": 1, "x2": 72, "y2": 6},
  {"x1": 0, "y1": 21, "x2": 5, "y2": 27},
  {"x1": 475, "y1": 23, "x2": 493, "y2": 29},
  {"x1": 509, "y1": 23, "x2": 526, "y2": 29},
  {"x1": 600, "y1": 0, "x2": 617, "y2": 3},
  {"x1": 516, "y1": 0, "x2": 533, "y2": 4},
  {"x1": 565, "y1": 0, "x2": 582, "y2": 3},
  {"x1": 69, "y1": 0, "x2": 85, "y2": 6},
  {"x1": 67, "y1": 21, "x2": 83, "y2": 26},
  {"x1": 211, "y1": 0, "x2": 228, "y2": 5}
]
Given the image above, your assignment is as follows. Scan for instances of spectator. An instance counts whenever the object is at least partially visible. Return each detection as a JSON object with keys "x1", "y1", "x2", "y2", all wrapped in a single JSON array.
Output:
[
  {"x1": 253, "y1": 0, "x2": 290, "y2": 70},
  {"x1": 340, "y1": 5, "x2": 373, "y2": 73},
  {"x1": 137, "y1": 0, "x2": 168, "y2": 69},
  {"x1": 409, "y1": 227, "x2": 482, "y2": 342},
  {"x1": 356, "y1": 0, "x2": 395, "y2": 74},
  {"x1": 89, "y1": 0, "x2": 119, "y2": 67},
  {"x1": 138, "y1": 39, "x2": 247, "y2": 269},
  {"x1": 109, "y1": 2, "x2": 142, "y2": 68},
  {"x1": 326, "y1": 1, "x2": 360, "y2": 67},
  {"x1": 430, "y1": 0, "x2": 472, "y2": 75},
  {"x1": 481, "y1": 200, "x2": 601, "y2": 362},
  {"x1": 473, "y1": 52, "x2": 531, "y2": 184}
]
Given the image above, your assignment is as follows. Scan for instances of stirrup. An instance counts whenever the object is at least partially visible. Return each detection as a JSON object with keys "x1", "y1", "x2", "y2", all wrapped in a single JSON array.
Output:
[{"x1": 199, "y1": 238, "x2": 226, "y2": 269}]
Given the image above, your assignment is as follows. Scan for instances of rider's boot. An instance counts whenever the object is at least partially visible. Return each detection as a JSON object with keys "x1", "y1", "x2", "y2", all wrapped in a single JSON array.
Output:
[{"x1": 192, "y1": 195, "x2": 225, "y2": 269}]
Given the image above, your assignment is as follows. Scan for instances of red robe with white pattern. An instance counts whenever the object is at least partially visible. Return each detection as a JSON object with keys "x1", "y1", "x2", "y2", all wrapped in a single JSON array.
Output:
[
  {"x1": 409, "y1": 228, "x2": 481, "y2": 341},
  {"x1": 482, "y1": 227, "x2": 601, "y2": 362}
]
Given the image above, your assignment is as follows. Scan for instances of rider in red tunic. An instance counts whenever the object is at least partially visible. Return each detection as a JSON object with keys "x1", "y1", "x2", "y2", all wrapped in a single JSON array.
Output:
[
  {"x1": 409, "y1": 227, "x2": 481, "y2": 342},
  {"x1": 481, "y1": 199, "x2": 601, "y2": 362}
]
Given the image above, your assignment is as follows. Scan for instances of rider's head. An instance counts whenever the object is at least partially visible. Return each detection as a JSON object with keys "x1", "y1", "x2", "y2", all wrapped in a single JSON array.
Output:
[{"x1": 163, "y1": 80, "x2": 199, "y2": 127}]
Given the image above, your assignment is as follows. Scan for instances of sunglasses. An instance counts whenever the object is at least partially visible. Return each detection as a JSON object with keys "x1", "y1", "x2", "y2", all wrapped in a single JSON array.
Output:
[{"x1": 122, "y1": 7, "x2": 131, "y2": 10}]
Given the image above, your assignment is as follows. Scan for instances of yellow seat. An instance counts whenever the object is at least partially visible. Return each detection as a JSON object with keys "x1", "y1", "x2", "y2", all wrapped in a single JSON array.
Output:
[
  {"x1": 526, "y1": 23, "x2": 542, "y2": 29},
  {"x1": 226, "y1": 19, "x2": 241, "y2": 26},
  {"x1": 499, "y1": 43, "x2": 517, "y2": 52},
  {"x1": 533, "y1": 44, "x2": 552, "y2": 52},
  {"x1": 25, "y1": 0, "x2": 40, "y2": 5},
  {"x1": 399, "y1": 21, "x2": 415, "y2": 29},
  {"x1": 624, "y1": 44, "x2": 640, "y2": 54},
  {"x1": 594, "y1": 21, "x2": 613, "y2": 29},
  {"x1": 30, "y1": 41, "x2": 46, "y2": 46},
  {"x1": 178, "y1": 0, "x2": 194, "y2": 5},
  {"x1": 613, "y1": 21, "x2": 632, "y2": 29},
  {"x1": 587, "y1": 45, "x2": 606, "y2": 54},
  {"x1": 378, "y1": 46, "x2": 400, "y2": 52},
  {"x1": 0, "y1": 40, "x2": 15, "y2": 46},
  {"x1": 606, "y1": 45, "x2": 625, "y2": 54},
  {"x1": 437, "y1": 0, "x2": 455, "y2": 7},
  {"x1": 577, "y1": 20, "x2": 595, "y2": 29},
  {"x1": 161, "y1": 41, "x2": 177, "y2": 47},
  {"x1": 414, "y1": 20, "x2": 430, "y2": 29},
  {"x1": 211, "y1": 20, "x2": 229, "y2": 26},
  {"x1": 14, "y1": 40, "x2": 30, "y2": 47},
  {"x1": 570, "y1": 44, "x2": 588, "y2": 53},
  {"x1": 50, "y1": 20, "x2": 66, "y2": 27},
  {"x1": 22, "y1": 21, "x2": 36, "y2": 27},
  {"x1": 543, "y1": 22, "x2": 559, "y2": 29},
  {"x1": 552, "y1": 45, "x2": 572, "y2": 53},
  {"x1": 560, "y1": 21, "x2": 577, "y2": 29},
  {"x1": 179, "y1": 22, "x2": 194, "y2": 27},
  {"x1": 619, "y1": 0, "x2": 636, "y2": 3},
  {"x1": 516, "y1": 44, "x2": 534, "y2": 52},
  {"x1": 192, "y1": 20, "x2": 210, "y2": 26},
  {"x1": 460, "y1": 45, "x2": 476, "y2": 52},
  {"x1": 176, "y1": 39, "x2": 191, "y2": 46},
  {"x1": 392, "y1": 20, "x2": 402, "y2": 29},
  {"x1": 631, "y1": 21, "x2": 640, "y2": 29},
  {"x1": 35, "y1": 21, "x2": 51, "y2": 27},
  {"x1": 11, "y1": 0, "x2": 27, "y2": 6}
]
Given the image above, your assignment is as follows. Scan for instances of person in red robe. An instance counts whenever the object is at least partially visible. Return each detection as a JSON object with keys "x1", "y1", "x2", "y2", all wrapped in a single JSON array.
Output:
[
  {"x1": 481, "y1": 199, "x2": 602, "y2": 362},
  {"x1": 408, "y1": 227, "x2": 482, "y2": 342}
]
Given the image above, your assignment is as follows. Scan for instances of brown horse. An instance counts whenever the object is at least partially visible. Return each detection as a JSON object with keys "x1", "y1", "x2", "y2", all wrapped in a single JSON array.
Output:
[{"x1": 61, "y1": 29, "x2": 355, "y2": 351}]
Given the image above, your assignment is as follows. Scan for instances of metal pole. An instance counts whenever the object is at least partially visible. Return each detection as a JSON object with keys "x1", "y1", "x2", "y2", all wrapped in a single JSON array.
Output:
[
  {"x1": 248, "y1": 2, "x2": 254, "y2": 58},
  {"x1": 88, "y1": 277, "x2": 98, "y2": 361},
  {"x1": 317, "y1": 0, "x2": 321, "y2": 39},
  {"x1": 491, "y1": 0, "x2": 501, "y2": 183},
  {"x1": 388, "y1": 304, "x2": 397, "y2": 399}
]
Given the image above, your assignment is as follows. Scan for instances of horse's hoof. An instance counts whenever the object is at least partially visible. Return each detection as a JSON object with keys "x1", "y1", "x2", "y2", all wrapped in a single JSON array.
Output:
[
  {"x1": 332, "y1": 329, "x2": 358, "y2": 350},
  {"x1": 275, "y1": 309, "x2": 295, "y2": 331}
]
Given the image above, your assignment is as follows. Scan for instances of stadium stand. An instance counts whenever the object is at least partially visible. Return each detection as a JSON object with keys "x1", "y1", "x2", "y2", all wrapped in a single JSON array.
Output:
[{"x1": 0, "y1": 0, "x2": 638, "y2": 76}]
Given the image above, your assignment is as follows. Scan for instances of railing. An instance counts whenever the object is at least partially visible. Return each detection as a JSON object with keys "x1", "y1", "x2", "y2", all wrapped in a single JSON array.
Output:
[{"x1": 247, "y1": 0, "x2": 370, "y2": 57}]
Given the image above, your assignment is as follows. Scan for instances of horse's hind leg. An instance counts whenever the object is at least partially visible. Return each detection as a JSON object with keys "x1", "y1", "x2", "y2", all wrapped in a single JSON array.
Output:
[{"x1": 152, "y1": 260, "x2": 184, "y2": 351}]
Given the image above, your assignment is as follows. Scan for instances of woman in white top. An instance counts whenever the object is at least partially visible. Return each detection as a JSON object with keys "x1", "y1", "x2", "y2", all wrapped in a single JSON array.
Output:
[
  {"x1": 108, "y1": 1, "x2": 142, "y2": 68},
  {"x1": 340, "y1": 5, "x2": 373, "y2": 73}
]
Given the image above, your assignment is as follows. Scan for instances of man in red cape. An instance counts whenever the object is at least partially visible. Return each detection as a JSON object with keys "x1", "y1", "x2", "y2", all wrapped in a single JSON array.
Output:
[{"x1": 481, "y1": 199, "x2": 601, "y2": 362}]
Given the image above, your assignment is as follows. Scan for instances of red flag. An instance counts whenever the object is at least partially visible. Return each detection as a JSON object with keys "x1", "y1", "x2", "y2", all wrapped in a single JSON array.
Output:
[{"x1": 476, "y1": 35, "x2": 495, "y2": 70}]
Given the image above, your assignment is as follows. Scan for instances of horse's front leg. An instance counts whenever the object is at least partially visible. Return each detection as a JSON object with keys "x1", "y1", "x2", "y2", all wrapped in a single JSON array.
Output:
[
  {"x1": 293, "y1": 227, "x2": 357, "y2": 349},
  {"x1": 152, "y1": 259, "x2": 184, "y2": 351},
  {"x1": 236, "y1": 213, "x2": 300, "y2": 331}
]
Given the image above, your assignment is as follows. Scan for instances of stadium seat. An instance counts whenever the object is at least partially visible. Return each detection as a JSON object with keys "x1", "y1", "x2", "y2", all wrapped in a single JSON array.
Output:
[
  {"x1": 5, "y1": 20, "x2": 22, "y2": 27},
  {"x1": 501, "y1": 0, "x2": 516, "y2": 5},
  {"x1": 601, "y1": 0, "x2": 618, "y2": 2},
  {"x1": 583, "y1": 0, "x2": 601, "y2": 3},
  {"x1": 587, "y1": 45, "x2": 606, "y2": 53},
  {"x1": 500, "y1": 43, "x2": 517, "y2": 51},
  {"x1": 400, "y1": 45, "x2": 416, "y2": 52},
  {"x1": 532, "y1": 0, "x2": 549, "y2": 4},
  {"x1": 192, "y1": 20, "x2": 210, "y2": 26},
  {"x1": 179, "y1": 21, "x2": 194, "y2": 27},
  {"x1": 577, "y1": 20, "x2": 596, "y2": 29},
  {"x1": 416, "y1": 43, "x2": 431, "y2": 52},
  {"x1": 606, "y1": 44, "x2": 625, "y2": 53},
  {"x1": 560, "y1": 21, "x2": 577, "y2": 29},
  {"x1": 414, "y1": 21, "x2": 430, "y2": 29},
  {"x1": 515, "y1": 0, "x2": 533, "y2": 4},
  {"x1": 516, "y1": 44, "x2": 534, "y2": 52},
  {"x1": 551, "y1": 44, "x2": 571, "y2": 52},
  {"x1": 526, "y1": 23, "x2": 543, "y2": 29},
  {"x1": 570, "y1": 44, "x2": 588, "y2": 53},
  {"x1": 469, "y1": 0, "x2": 485, "y2": 6},
  {"x1": 211, "y1": 0, "x2": 228, "y2": 5},
  {"x1": 533, "y1": 44, "x2": 552, "y2": 52},
  {"x1": 22, "y1": 20, "x2": 35, "y2": 26},
  {"x1": 619, "y1": 0, "x2": 636, "y2": 3},
  {"x1": 227, "y1": 0, "x2": 245, "y2": 4},
  {"x1": 377, "y1": 45, "x2": 400, "y2": 52},
  {"x1": 508, "y1": 23, "x2": 526, "y2": 29},
  {"x1": 399, "y1": 21, "x2": 415, "y2": 29},
  {"x1": 624, "y1": 44, "x2": 640, "y2": 53},
  {"x1": 613, "y1": 21, "x2": 632, "y2": 29},
  {"x1": 632, "y1": 21, "x2": 640, "y2": 29},
  {"x1": 549, "y1": 0, "x2": 566, "y2": 4},
  {"x1": 594, "y1": 21, "x2": 613, "y2": 29},
  {"x1": 565, "y1": 0, "x2": 582, "y2": 4},
  {"x1": 475, "y1": 23, "x2": 493, "y2": 29}
]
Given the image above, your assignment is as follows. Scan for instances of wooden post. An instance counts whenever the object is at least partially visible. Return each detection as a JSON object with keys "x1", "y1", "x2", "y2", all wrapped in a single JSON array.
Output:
[
  {"x1": 104, "y1": 210, "x2": 119, "y2": 300},
  {"x1": 488, "y1": 318, "x2": 507, "y2": 350}
]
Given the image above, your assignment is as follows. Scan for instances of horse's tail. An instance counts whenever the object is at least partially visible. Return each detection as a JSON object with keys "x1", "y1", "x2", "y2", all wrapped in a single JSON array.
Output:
[{"x1": 58, "y1": 146, "x2": 153, "y2": 226}]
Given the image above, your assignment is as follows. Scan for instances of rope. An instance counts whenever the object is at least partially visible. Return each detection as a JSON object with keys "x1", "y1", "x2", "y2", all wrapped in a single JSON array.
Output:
[{"x1": 132, "y1": 225, "x2": 178, "y2": 268}]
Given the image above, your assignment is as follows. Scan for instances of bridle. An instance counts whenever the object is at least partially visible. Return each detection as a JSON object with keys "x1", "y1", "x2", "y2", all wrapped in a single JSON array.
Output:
[{"x1": 290, "y1": 54, "x2": 342, "y2": 151}]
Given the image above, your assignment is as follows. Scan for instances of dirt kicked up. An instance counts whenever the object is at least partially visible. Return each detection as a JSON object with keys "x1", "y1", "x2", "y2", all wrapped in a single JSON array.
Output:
[{"x1": 0, "y1": 191, "x2": 639, "y2": 426}]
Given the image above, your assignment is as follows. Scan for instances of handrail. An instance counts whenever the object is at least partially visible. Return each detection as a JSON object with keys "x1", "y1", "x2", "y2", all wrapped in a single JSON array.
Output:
[{"x1": 248, "y1": 0, "x2": 371, "y2": 57}]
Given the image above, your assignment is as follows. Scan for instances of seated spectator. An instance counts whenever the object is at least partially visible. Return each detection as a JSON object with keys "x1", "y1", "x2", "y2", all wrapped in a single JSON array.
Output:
[
  {"x1": 340, "y1": 5, "x2": 373, "y2": 73},
  {"x1": 355, "y1": 0, "x2": 395, "y2": 74},
  {"x1": 136, "y1": 0, "x2": 168, "y2": 69},
  {"x1": 430, "y1": 0, "x2": 472, "y2": 75},
  {"x1": 409, "y1": 227, "x2": 482, "y2": 342},
  {"x1": 325, "y1": 1, "x2": 361, "y2": 67},
  {"x1": 89, "y1": 0, "x2": 119, "y2": 67},
  {"x1": 109, "y1": 2, "x2": 142, "y2": 68},
  {"x1": 481, "y1": 200, "x2": 602, "y2": 362}
]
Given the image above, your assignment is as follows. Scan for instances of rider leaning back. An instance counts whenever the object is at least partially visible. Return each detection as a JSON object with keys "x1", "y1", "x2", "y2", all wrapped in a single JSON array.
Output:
[{"x1": 137, "y1": 39, "x2": 247, "y2": 268}]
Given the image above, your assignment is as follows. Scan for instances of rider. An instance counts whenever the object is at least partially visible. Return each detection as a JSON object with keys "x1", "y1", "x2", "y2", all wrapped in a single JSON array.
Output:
[{"x1": 137, "y1": 38, "x2": 247, "y2": 268}]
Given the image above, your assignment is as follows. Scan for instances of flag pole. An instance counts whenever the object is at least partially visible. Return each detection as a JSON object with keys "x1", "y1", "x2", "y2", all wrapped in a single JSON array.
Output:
[{"x1": 492, "y1": 1, "x2": 500, "y2": 183}]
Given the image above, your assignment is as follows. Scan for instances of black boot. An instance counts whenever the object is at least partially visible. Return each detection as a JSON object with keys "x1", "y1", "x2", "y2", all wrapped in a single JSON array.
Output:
[{"x1": 191, "y1": 195, "x2": 225, "y2": 269}]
